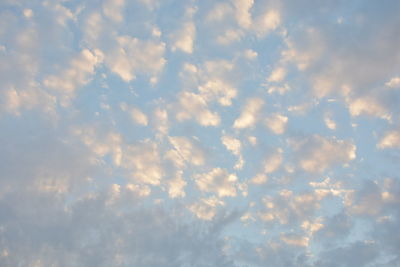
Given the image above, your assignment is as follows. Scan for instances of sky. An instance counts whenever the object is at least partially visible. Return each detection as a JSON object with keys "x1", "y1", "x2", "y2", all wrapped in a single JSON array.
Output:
[{"x1": 1, "y1": 0, "x2": 400, "y2": 266}]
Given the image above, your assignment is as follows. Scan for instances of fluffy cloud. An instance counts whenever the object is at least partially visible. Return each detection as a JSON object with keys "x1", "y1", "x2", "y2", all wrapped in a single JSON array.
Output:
[
  {"x1": 176, "y1": 91, "x2": 221, "y2": 126},
  {"x1": 378, "y1": 130, "x2": 400, "y2": 149},
  {"x1": 106, "y1": 36, "x2": 166, "y2": 82},
  {"x1": 171, "y1": 22, "x2": 196, "y2": 54},
  {"x1": 43, "y1": 49, "x2": 103, "y2": 105},
  {"x1": 167, "y1": 136, "x2": 205, "y2": 167},
  {"x1": 2, "y1": 0, "x2": 400, "y2": 266},
  {"x1": 194, "y1": 168, "x2": 238, "y2": 198},
  {"x1": 265, "y1": 113, "x2": 288, "y2": 134},
  {"x1": 233, "y1": 98, "x2": 264, "y2": 129},
  {"x1": 290, "y1": 135, "x2": 356, "y2": 173}
]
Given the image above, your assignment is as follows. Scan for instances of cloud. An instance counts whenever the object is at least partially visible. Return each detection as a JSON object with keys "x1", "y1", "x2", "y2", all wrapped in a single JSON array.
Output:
[
  {"x1": 102, "y1": 0, "x2": 125, "y2": 23},
  {"x1": 2, "y1": 1, "x2": 400, "y2": 266},
  {"x1": 106, "y1": 36, "x2": 166, "y2": 82},
  {"x1": 385, "y1": 77, "x2": 400, "y2": 88},
  {"x1": 265, "y1": 113, "x2": 288, "y2": 134},
  {"x1": 43, "y1": 49, "x2": 103, "y2": 105},
  {"x1": 194, "y1": 168, "x2": 238, "y2": 198},
  {"x1": 122, "y1": 140, "x2": 164, "y2": 185},
  {"x1": 189, "y1": 196, "x2": 225, "y2": 220},
  {"x1": 378, "y1": 130, "x2": 400, "y2": 149},
  {"x1": 176, "y1": 91, "x2": 221, "y2": 126},
  {"x1": 233, "y1": 98, "x2": 264, "y2": 129},
  {"x1": 167, "y1": 171, "x2": 186, "y2": 198},
  {"x1": 268, "y1": 67, "x2": 286, "y2": 83},
  {"x1": 253, "y1": 9, "x2": 281, "y2": 38},
  {"x1": 130, "y1": 107, "x2": 148, "y2": 126},
  {"x1": 221, "y1": 135, "x2": 244, "y2": 169},
  {"x1": 171, "y1": 22, "x2": 196, "y2": 54},
  {"x1": 290, "y1": 135, "x2": 356, "y2": 173},
  {"x1": 167, "y1": 136, "x2": 205, "y2": 167}
]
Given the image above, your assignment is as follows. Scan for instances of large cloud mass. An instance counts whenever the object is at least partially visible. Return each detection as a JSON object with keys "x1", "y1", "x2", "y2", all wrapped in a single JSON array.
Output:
[{"x1": 1, "y1": 0, "x2": 399, "y2": 266}]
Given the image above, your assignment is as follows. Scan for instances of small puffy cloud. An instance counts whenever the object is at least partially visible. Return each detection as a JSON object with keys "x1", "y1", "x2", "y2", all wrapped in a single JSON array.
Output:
[
  {"x1": 194, "y1": 168, "x2": 238, "y2": 198},
  {"x1": 265, "y1": 113, "x2": 288, "y2": 134},
  {"x1": 130, "y1": 107, "x2": 148, "y2": 126},
  {"x1": 263, "y1": 148, "x2": 283, "y2": 173},
  {"x1": 243, "y1": 49, "x2": 258, "y2": 60},
  {"x1": 44, "y1": 49, "x2": 103, "y2": 105},
  {"x1": 107, "y1": 36, "x2": 166, "y2": 82},
  {"x1": 259, "y1": 190, "x2": 322, "y2": 225},
  {"x1": 171, "y1": 22, "x2": 196, "y2": 54},
  {"x1": 102, "y1": 0, "x2": 125, "y2": 22},
  {"x1": 1, "y1": 86, "x2": 56, "y2": 116},
  {"x1": 23, "y1": 9, "x2": 33, "y2": 18},
  {"x1": 198, "y1": 79, "x2": 237, "y2": 106},
  {"x1": 253, "y1": 10, "x2": 281, "y2": 38},
  {"x1": 268, "y1": 67, "x2": 286, "y2": 83},
  {"x1": 290, "y1": 135, "x2": 356, "y2": 173},
  {"x1": 221, "y1": 135, "x2": 244, "y2": 169},
  {"x1": 250, "y1": 173, "x2": 268, "y2": 184},
  {"x1": 385, "y1": 76, "x2": 400, "y2": 88},
  {"x1": 168, "y1": 136, "x2": 205, "y2": 167},
  {"x1": 378, "y1": 130, "x2": 400, "y2": 149},
  {"x1": 217, "y1": 28, "x2": 243, "y2": 45},
  {"x1": 167, "y1": 171, "x2": 186, "y2": 198},
  {"x1": 176, "y1": 91, "x2": 220, "y2": 126},
  {"x1": 233, "y1": 0, "x2": 254, "y2": 29},
  {"x1": 233, "y1": 98, "x2": 264, "y2": 129},
  {"x1": 324, "y1": 113, "x2": 337, "y2": 130},
  {"x1": 221, "y1": 135, "x2": 241, "y2": 156},
  {"x1": 347, "y1": 95, "x2": 391, "y2": 121},
  {"x1": 280, "y1": 233, "x2": 309, "y2": 247},
  {"x1": 189, "y1": 197, "x2": 225, "y2": 221},
  {"x1": 122, "y1": 141, "x2": 164, "y2": 185},
  {"x1": 152, "y1": 107, "x2": 169, "y2": 136}
]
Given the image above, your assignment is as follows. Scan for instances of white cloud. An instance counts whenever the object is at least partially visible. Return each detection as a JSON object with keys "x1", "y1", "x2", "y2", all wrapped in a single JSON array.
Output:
[
  {"x1": 268, "y1": 67, "x2": 286, "y2": 83},
  {"x1": 43, "y1": 49, "x2": 103, "y2": 105},
  {"x1": 23, "y1": 9, "x2": 33, "y2": 18},
  {"x1": 198, "y1": 79, "x2": 237, "y2": 106},
  {"x1": 221, "y1": 135, "x2": 241, "y2": 156},
  {"x1": 107, "y1": 36, "x2": 166, "y2": 82},
  {"x1": 233, "y1": 98, "x2": 264, "y2": 129},
  {"x1": 385, "y1": 77, "x2": 400, "y2": 88},
  {"x1": 290, "y1": 135, "x2": 356, "y2": 173},
  {"x1": 130, "y1": 107, "x2": 148, "y2": 126},
  {"x1": 324, "y1": 113, "x2": 337, "y2": 130},
  {"x1": 347, "y1": 96, "x2": 391, "y2": 121},
  {"x1": 152, "y1": 107, "x2": 169, "y2": 136},
  {"x1": 171, "y1": 22, "x2": 196, "y2": 54},
  {"x1": 263, "y1": 148, "x2": 283, "y2": 174},
  {"x1": 168, "y1": 136, "x2": 205, "y2": 167},
  {"x1": 259, "y1": 190, "x2": 322, "y2": 225},
  {"x1": 167, "y1": 171, "x2": 186, "y2": 198},
  {"x1": 378, "y1": 130, "x2": 400, "y2": 149},
  {"x1": 281, "y1": 234, "x2": 309, "y2": 247},
  {"x1": 250, "y1": 173, "x2": 268, "y2": 184},
  {"x1": 253, "y1": 10, "x2": 281, "y2": 38},
  {"x1": 189, "y1": 196, "x2": 225, "y2": 220},
  {"x1": 176, "y1": 91, "x2": 220, "y2": 126},
  {"x1": 221, "y1": 135, "x2": 245, "y2": 170},
  {"x1": 265, "y1": 113, "x2": 288, "y2": 134},
  {"x1": 122, "y1": 140, "x2": 164, "y2": 185},
  {"x1": 102, "y1": 0, "x2": 125, "y2": 22},
  {"x1": 233, "y1": 0, "x2": 254, "y2": 29},
  {"x1": 243, "y1": 49, "x2": 258, "y2": 60},
  {"x1": 194, "y1": 168, "x2": 238, "y2": 198}
]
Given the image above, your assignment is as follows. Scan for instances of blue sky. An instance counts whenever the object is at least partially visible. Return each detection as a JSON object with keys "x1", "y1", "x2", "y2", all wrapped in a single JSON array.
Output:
[{"x1": 1, "y1": 0, "x2": 400, "y2": 266}]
